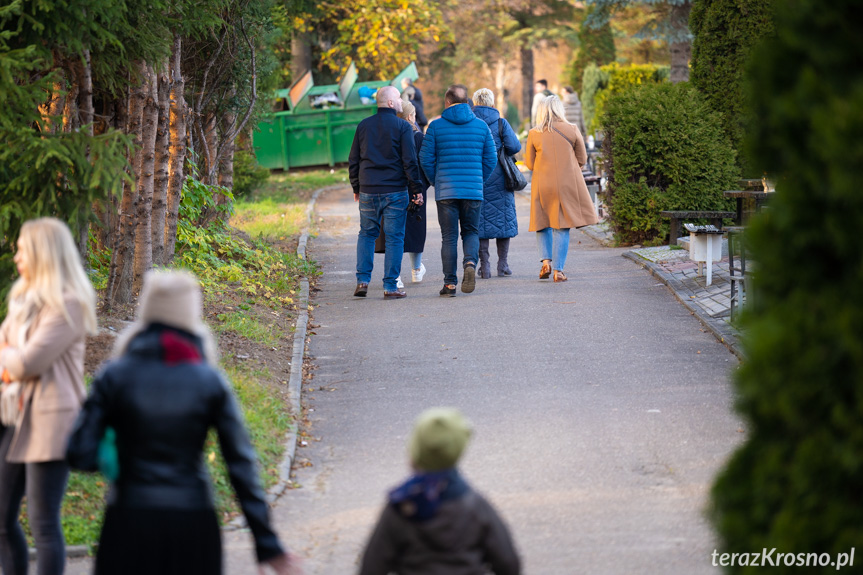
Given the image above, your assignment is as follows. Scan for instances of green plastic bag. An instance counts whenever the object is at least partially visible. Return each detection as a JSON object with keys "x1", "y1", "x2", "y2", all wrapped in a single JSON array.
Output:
[{"x1": 97, "y1": 427, "x2": 119, "y2": 482}]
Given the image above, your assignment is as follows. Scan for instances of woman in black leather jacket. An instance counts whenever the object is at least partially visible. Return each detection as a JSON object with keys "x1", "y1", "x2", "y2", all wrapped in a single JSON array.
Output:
[{"x1": 67, "y1": 271, "x2": 299, "y2": 575}]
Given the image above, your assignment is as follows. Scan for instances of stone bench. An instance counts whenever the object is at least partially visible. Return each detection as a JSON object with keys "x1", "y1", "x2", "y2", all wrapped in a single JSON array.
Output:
[{"x1": 659, "y1": 210, "x2": 736, "y2": 246}]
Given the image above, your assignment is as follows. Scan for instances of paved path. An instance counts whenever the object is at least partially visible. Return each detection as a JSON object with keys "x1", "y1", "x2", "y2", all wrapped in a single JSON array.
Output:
[{"x1": 220, "y1": 188, "x2": 742, "y2": 575}]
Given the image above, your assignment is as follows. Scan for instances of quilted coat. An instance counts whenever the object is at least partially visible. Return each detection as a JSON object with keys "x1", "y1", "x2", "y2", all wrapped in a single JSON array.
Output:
[
  {"x1": 472, "y1": 106, "x2": 521, "y2": 239},
  {"x1": 419, "y1": 103, "x2": 497, "y2": 202}
]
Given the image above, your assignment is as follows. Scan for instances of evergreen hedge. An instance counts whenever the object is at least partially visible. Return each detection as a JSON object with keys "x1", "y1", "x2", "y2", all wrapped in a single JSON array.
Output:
[
  {"x1": 581, "y1": 63, "x2": 609, "y2": 137},
  {"x1": 710, "y1": 0, "x2": 863, "y2": 567},
  {"x1": 589, "y1": 62, "x2": 669, "y2": 134},
  {"x1": 690, "y1": 0, "x2": 774, "y2": 175},
  {"x1": 601, "y1": 82, "x2": 737, "y2": 245}
]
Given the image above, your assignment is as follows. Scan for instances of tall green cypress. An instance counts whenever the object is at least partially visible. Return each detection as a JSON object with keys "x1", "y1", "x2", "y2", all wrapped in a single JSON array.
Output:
[
  {"x1": 568, "y1": 7, "x2": 616, "y2": 94},
  {"x1": 689, "y1": 0, "x2": 773, "y2": 175},
  {"x1": 711, "y1": 0, "x2": 863, "y2": 566}
]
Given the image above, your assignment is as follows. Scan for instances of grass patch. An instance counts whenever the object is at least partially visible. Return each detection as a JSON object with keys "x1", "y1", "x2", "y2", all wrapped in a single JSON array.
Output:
[
  {"x1": 232, "y1": 168, "x2": 348, "y2": 241},
  {"x1": 215, "y1": 311, "x2": 284, "y2": 346}
]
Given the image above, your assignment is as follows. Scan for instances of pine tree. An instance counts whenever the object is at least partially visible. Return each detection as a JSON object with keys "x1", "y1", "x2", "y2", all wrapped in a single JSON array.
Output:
[{"x1": 568, "y1": 8, "x2": 616, "y2": 94}]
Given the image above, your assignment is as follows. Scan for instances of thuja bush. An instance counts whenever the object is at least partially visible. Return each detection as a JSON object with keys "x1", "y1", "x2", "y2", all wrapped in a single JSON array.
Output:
[
  {"x1": 710, "y1": 0, "x2": 863, "y2": 566},
  {"x1": 589, "y1": 62, "x2": 669, "y2": 133},
  {"x1": 690, "y1": 0, "x2": 774, "y2": 175},
  {"x1": 601, "y1": 82, "x2": 737, "y2": 245}
]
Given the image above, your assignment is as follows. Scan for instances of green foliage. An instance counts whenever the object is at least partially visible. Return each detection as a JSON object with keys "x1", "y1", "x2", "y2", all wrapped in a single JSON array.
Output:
[
  {"x1": 690, "y1": 0, "x2": 774, "y2": 175},
  {"x1": 87, "y1": 230, "x2": 111, "y2": 291},
  {"x1": 601, "y1": 82, "x2": 737, "y2": 244},
  {"x1": 567, "y1": 6, "x2": 615, "y2": 94},
  {"x1": 710, "y1": 0, "x2": 863, "y2": 564},
  {"x1": 0, "y1": 7, "x2": 132, "y2": 305},
  {"x1": 581, "y1": 63, "x2": 609, "y2": 137},
  {"x1": 590, "y1": 62, "x2": 669, "y2": 133},
  {"x1": 215, "y1": 312, "x2": 284, "y2": 346},
  {"x1": 232, "y1": 148, "x2": 271, "y2": 198}
]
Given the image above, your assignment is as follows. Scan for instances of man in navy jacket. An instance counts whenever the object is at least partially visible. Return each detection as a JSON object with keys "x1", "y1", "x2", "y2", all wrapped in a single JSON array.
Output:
[
  {"x1": 349, "y1": 85, "x2": 425, "y2": 299},
  {"x1": 420, "y1": 84, "x2": 497, "y2": 296}
]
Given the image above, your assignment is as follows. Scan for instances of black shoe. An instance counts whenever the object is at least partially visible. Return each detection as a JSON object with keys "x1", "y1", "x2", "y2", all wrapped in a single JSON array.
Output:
[
  {"x1": 439, "y1": 284, "x2": 456, "y2": 297},
  {"x1": 462, "y1": 264, "x2": 476, "y2": 293},
  {"x1": 384, "y1": 290, "x2": 407, "y2": 299},
  {"x1": 354, "y1": 283, "x2": 369, "y2": 297}
]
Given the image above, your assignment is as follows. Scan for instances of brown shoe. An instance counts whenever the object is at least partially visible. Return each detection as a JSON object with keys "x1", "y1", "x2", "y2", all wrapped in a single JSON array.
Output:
[
  {"x1": 354, "y1": 283, "x2": 369, "y2": 297},
  {"x1": 553, "y1": 270, "x2": 568, "y2": 282},
  {"x1": 539, "y1": 260, "x2": 552, "y2": 279},
  {"x1": 384, "y1": 290, "x2": 407, "y2": 299}
]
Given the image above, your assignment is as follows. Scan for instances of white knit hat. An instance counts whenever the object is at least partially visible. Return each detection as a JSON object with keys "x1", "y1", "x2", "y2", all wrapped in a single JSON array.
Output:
[{"x1": 138, "y1": 270, "x2": 202, "y2": 334}]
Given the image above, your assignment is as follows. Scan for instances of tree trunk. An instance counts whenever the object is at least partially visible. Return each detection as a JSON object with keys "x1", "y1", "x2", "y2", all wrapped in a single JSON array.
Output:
[
  {"x1": 218, "y1": 110, "x2": 236, "y2": 195},
  {"x1": 495, "y1": 59, "x2": 507, "y2": 117},
  {"x1": 291, "y1": 30, "x2": 312, "y2": 81},
  {"x1": 165, "y1": 35, "x2": 187, "y2": 264},
  {"x1": 110, "y1": 63, "x2": 147, "y2": 305},
  {"x1": 152, "y1": 61, "x2": 171, "y2": 266},
  {"x1": 204, "y1": 111, "x2": 219, "y2": 185},
  {"x1": 133, "y1": 63, "x2": 159, "y2": 293},
  {"x1": 40, "y1": 66, "x2": 66, "y2": 134},
  {"x1": 520, "y1": 45, "x2": 534, "y2": 125},
  {"x1": 78, "y1": 49, "x2": 94, "y2": 135},
  {"x1": 669, "y1": 1, "x2": 692, "y2": 84}
]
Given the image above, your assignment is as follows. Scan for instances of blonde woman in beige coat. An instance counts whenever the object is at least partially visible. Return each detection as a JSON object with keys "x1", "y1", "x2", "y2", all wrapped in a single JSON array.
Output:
[
  {"x1": 525, "y1": 95, "x2": 599, "y2": 282},
  {"x1": 0, "y1": 218, "x2": 97, "y2": 575}
]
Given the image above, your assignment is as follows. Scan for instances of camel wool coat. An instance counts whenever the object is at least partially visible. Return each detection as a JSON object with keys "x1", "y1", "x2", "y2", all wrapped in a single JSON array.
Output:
[
  {"x1": 524, "y1": 122, "x2": 599, "y2": 231},
  {"x1": 0, "y1": 295, "x2": 87, "y2": 462}
]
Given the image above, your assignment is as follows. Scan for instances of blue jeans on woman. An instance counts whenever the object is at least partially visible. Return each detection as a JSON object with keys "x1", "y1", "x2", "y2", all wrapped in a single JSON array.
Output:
[
  {"x1": 536, "y1": 227, "x2": 571, "y2": 271},
  {"x1": 356, "y1": 191, "x2": 409, "y2": 291},
  {"x1": 0, "y1": 426, "x2": 70, "y2": 575},
  {"x1": 437, "y1": 199, "x2": 482, "y2": 286}
]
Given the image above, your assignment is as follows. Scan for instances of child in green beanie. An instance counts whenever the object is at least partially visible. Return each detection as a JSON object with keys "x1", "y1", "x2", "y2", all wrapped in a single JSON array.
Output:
[{"x1": 359, "y1": 408, "x2": 521, "y2": 575}]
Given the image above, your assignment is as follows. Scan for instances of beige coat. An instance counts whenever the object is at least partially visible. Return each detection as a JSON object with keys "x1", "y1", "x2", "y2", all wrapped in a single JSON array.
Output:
[
  {"x1": 0, "y1": 296, "x2": 87, "y2": 462},
  {"x1": 525, "y1": 122, "x2": 599, "y2": 231}
]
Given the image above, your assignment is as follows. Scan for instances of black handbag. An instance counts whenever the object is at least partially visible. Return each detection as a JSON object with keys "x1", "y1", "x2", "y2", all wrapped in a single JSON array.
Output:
[{"x1": 497, "y1": 119, "x2": 527, "y2": 192}]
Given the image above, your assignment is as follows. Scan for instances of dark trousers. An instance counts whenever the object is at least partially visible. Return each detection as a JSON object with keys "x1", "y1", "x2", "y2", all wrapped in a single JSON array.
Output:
[
  {"x1": 0, "y1": 426, "x2": 69, "y2": 575},
  {"x1": 437, "y1": 199, "x2": 482, "y2": 285}
]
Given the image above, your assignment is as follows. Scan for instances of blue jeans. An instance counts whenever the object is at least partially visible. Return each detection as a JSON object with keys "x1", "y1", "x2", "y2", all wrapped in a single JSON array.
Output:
[
  {"x1": 357, "y1": 191, "x2": 408, "y2": 291},
  {"x1": 536, "y1": 227, "x2": 571, "y2": 271},
  {"x1": 0, "y1": 426, "x2": 70, "y2": 575},
  {"x1": 437, "y1": 199, "x2": 482, "y2": 286}
]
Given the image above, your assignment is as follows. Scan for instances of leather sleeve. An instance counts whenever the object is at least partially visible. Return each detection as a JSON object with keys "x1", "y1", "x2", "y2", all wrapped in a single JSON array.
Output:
[
  {"x1": 477, "y1": 494, "x2": 521, "y2": 575},
  {"x1": 213, "y1": 376, "x2": 285, "y2": 562},
  {"x1": 66, "y1": 370, "x2": 110, "y2": 472}
]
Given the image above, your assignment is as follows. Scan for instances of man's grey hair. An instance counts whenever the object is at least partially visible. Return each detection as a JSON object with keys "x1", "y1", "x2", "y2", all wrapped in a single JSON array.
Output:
[
  {"x1": 473, "y1": 88, "x2": 495, "y2": 107},
  {"x1": 377, "y1": 86, "x2": 400, "y2": 107}
]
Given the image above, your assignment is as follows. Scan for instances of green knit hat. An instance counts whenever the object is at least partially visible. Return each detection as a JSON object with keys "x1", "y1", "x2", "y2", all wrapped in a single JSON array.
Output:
[{"x1": 409, "y1": 408, "x2": 473, "y2": 471}]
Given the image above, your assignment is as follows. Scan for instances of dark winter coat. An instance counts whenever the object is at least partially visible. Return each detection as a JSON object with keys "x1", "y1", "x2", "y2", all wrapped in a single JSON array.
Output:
[
  {"x1": 349, "y1": 107, "x2": 424, "y2": 198},
  {"x1": 472, "y1": 106, "x2": 521, "y2": 239},
  {"x1": 419, "y1": 103, "x2": 497, "y2": 202},
  {"x1": 404, "y1": 130, "x2": 429, "y2": 253},
  {"x1": 404, "y1": 85, "x2": 428, "y2": 128},
  {"x1": 66, "y1": 323, "x2": 283, "y2": 563},
  {"x1": 359, "y1": 470, "x2": 521, "y2": 575}
]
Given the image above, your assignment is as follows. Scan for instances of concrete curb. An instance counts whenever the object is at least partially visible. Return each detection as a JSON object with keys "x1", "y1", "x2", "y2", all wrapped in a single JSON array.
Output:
[
  {"x1": 622, "y1": 251, "x2": 743, "y2": 359},
  {"x1": 227, "y1": 183, "x2": 349, "y2": 530}
]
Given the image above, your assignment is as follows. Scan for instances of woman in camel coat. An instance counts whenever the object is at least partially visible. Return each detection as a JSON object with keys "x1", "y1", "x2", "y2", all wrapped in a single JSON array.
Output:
[
  {"x1": 0, "y1": 218, "x2": 97, "y2": 575},
  {"x1": 525, "y1": 95, "x2": 598, "y2": 282}
]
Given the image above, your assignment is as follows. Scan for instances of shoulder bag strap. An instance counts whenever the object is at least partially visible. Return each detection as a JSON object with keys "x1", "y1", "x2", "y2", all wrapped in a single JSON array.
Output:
[
  {"x1": 551, "y1": 125, "x2": 576, "y2": 149},
  {"x1": 497, "y1": 118, "x2": 505, "y2": 153}
]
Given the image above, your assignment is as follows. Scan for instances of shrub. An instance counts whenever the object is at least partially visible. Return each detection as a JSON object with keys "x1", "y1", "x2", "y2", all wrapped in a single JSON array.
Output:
[
  {"x1": 232, "y1": 148, "x2": 270, "y2": 198},
  {"x1": 690, "y1": 0, "x2": 775, "y2": 175},
  {"x1": 710, "y1": 0, "x2": 863, "y2": 565},
  {"x1": 567, "y1": 7, "x2": 616, "y2": 95},
  {"x1": 601, "y1": 82, "x2": 738, "y2": 245},
  {"x1": 589, "y1": 62, "x2": 669, "y2": 134},
  {"x1": 581, "y1": 63, "x2": 609, "y2": 136}
]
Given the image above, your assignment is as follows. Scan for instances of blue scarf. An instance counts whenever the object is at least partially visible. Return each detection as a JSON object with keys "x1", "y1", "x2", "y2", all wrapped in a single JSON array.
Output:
[{"x1": 388, "y1": 468, "x2": 468, "y2": 522}]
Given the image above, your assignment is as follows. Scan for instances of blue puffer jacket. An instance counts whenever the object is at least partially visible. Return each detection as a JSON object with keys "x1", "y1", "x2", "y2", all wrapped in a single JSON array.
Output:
[
  {"x1": 473, "y1": 106, "x2": 521, "y2": 239},
  {"x1": 420, "y1": 103, "x2": 497, "y2": 201}
]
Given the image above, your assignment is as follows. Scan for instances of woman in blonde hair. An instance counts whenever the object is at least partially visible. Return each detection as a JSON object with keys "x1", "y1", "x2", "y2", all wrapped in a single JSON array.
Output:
[
  {"x1": 524, "y1": 95, "x2": 598, "y2": 282},
  {"x1": 0, "y1": 217, "x2": 97, "y2": 575},
  {"x1": 67, "y1": 270, "x2": 300, "y2": 575}
]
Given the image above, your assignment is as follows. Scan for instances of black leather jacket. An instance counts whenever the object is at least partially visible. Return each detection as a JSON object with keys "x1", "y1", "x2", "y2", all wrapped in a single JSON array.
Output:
[{"x1": 67, "y1": 323, "x2": 283, "y2": 562}]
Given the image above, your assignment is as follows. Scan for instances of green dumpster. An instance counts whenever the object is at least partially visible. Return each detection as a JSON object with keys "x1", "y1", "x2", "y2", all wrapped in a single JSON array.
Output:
[{"x1": 254, "y1": 62, "x2": 418, "y2": 170}]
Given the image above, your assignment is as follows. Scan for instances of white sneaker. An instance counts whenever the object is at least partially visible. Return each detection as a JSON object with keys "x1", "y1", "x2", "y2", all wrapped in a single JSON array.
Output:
[
  {"x1": 396, "y1": 276, "x2": 405, "y2": 289},
  {"x1": 411, "y1": 263, "x2": 426, "y2": 283}
]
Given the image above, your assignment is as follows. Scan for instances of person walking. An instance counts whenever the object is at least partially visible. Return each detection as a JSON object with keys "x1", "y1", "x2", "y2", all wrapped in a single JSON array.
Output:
[
  {"x1": 400, "y1": 78, "x2": 428, "y2": 130},
  {"x1": 0, "y1": 217, "x2": 98, "y2": 575},
  {"x1": 561, "y1": 86, "x2": 586, "y2": 139},
  {"x1": 66, "y1": 271, "x2": 300, "y2": 575},
  {"x1": 359, "y1": 408, "x2": 521, "y2": 575},
  {"x1": 471, "y1": 88, "x2": 521, "y2": 278},
  {"x1": 398, "y1": 100, "x2": 431, "y2": 283},
  {"x1": 530, "y1": 79, "x2": 553, "y2": 128},
  {"x1": 350, "y1": 85, "x2": 425, "y2": 299},
  {"x1": 525, "y1": 95, "x2": 598, "y2": 282},
  {"x1": 419, "y1": 84, "x2": 497, "y2": 297}
]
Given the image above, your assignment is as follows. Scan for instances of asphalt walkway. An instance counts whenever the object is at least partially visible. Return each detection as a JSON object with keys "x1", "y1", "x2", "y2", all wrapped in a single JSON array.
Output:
[{"x1": 220, "y1": 188, "x2": 742, "y2": 574}]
